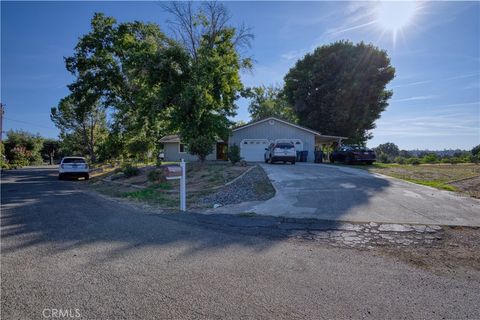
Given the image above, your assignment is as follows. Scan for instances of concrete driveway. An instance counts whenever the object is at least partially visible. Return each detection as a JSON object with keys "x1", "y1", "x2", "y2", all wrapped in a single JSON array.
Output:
[{"x1": 244, "y1": 163, "x2": 480, "y2": 226}]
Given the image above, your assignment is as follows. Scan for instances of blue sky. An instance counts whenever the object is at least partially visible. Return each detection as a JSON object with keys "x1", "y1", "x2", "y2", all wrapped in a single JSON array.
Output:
[{"x1": 1, "y1": 1, "x2": 479, "y2": 150}]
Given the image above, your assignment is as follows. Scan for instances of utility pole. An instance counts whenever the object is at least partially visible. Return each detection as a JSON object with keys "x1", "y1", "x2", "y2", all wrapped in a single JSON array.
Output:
[{"x1": 0, "y1": 103, "x2": 4, "y2": 143}]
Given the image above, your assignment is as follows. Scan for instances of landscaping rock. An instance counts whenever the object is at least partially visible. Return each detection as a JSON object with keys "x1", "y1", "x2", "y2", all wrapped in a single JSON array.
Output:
[{"x1": 200, "y1": 166, "x2": 274, "y2": 206}]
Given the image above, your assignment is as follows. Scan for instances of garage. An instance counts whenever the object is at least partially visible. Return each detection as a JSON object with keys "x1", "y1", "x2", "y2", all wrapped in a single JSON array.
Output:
[
  {"x1": 230, "y1": 117, "x2": 346, "y2": 162},
  {"x1": 240, "y1": 139, "x2": 269, "y2": 161}
]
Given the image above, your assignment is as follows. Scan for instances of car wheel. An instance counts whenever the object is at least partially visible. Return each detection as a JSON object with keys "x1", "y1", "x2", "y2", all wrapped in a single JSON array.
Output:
[
  {"x1": 330, "y1": 156, "x2": 334, "y2": 163},
  {"x1": 58, "y1": 174, "x2": 64, "y2": 180},
  {"x1": 366, "y1": 161, "x2": 373, "y2": 165},
  {"x1": 84, "y1": 174, "x2": 90, "y2": 180},
  {"x1": 291, "y1": 161, "x2": 295, "y2": 165},
  {"x1": 264, "y1": 157, "x2": 268, "y2": 163},
  {"x1": 283, "y1": 161, "x2": 286, "y2": 164}
]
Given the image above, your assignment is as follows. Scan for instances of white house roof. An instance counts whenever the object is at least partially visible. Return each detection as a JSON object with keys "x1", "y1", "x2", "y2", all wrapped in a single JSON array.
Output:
[{"x1": 233, "y1": 117, "x2": 347, "y2": 140}]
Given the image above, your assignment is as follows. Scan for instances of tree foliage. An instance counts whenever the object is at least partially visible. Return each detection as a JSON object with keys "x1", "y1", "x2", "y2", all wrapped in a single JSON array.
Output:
[
  {"x1": 284, "y1": 41, "x2": 395, "y2": 144},
  {"x1": 374, "y1": 142, "x2": 400, "y2": 163},
  {"x1": 53, "y1": 8, "x2": 252, "y2": 162},
  {"x1": 51, "y1": 96, "x2": 107, "y2": 162},
  {"x1": 56, "y1": 13, "x2": 183, "y2": 162},
  {"x1": 163, "y1": 2, "x2": 252, "y2": 160},
  {"x1": 41, "y1": 139, "x2": 61, "y2": 165},
  {"x1": 187, "y1": 136, "x2": 214, "y2": 162},
  {"x1": 246, "y1": 86, "x2": 297, "y2": 122},
  {"x1": 472, "y1": 145, "x2": 480, "y2": 156},
  {"x1": 3, "y1": 130, "x2": 44, "y2": 167}
]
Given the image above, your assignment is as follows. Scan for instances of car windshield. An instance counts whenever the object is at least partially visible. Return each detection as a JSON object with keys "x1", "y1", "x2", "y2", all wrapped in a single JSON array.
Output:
[
  {"x1": 63, "y1": 158, "x2": 86, "y2": 164},
  {"x1": 275, "y1": 143, "x2": 294, "y2": 149}
]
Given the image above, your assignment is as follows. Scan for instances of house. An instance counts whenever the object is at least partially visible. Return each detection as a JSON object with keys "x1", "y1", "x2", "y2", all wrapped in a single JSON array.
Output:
[
  {"x1": 160, "y1": 117, "x2": 346, "y2": 162},
  {"x1": 159, "y1": 135, "x2": 228, "y2": 161}
]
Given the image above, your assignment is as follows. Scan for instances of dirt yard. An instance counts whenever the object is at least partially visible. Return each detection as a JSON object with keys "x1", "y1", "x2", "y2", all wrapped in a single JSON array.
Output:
[
  {"x1": 89, "y1": 162, "x2": 275, "y2": 209},
  {"x1": 378, "y1": 226, "x2": 480, "y2": 272}
]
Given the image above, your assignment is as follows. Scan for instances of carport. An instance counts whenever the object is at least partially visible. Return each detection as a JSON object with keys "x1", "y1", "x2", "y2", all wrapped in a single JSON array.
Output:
[{"x1": 315, "y1": 135, "x2": 347, "y2": 162}]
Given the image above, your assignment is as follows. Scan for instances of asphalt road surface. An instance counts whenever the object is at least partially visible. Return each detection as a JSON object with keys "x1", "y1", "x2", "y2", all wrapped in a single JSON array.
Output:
[{"x1": 1, "y1": 167, "x2": 479, "y2": 319}]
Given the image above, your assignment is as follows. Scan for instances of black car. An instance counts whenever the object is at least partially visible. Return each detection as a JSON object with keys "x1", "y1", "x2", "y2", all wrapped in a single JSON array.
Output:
[{"x1": 330, "y1": 145, "x2": 376, "y2": 165}]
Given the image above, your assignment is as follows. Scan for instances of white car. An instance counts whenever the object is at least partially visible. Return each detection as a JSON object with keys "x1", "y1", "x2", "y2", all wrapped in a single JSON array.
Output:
[
  {"x1": 58, "y1": 157, "x2": 90, "y2": 180},
  {"x1": 264, "y1": 142, "x2": 296, "y2": 164}
]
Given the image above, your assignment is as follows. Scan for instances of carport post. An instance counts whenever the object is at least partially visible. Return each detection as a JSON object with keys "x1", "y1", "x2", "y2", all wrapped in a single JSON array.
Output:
[{"x1": 180, "y1": 159, "x2": 186, "y2": 211}]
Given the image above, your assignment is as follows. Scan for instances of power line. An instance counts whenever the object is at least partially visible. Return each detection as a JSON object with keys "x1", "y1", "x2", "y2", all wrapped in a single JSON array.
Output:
[{"x1": 3, "y1": 117, "x2": 56, "y2": 130}]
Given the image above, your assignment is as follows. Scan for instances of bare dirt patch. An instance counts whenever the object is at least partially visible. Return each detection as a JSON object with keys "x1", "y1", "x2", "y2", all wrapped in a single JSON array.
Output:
[
  {"x1": 450, "y1": 176, "x2": 480, "y2": 199},
  {"x1": 378, "y1": 227, "x2": 480, "y2": 272}
]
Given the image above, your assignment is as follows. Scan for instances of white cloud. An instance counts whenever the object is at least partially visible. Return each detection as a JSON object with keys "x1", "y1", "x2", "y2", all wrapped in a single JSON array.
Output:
[{"x1": 391, "y1": 95, "x2": 437, "y2": 102}]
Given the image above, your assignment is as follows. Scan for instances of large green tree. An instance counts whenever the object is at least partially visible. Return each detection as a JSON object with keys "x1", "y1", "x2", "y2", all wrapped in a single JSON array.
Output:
[
  {"x1": 51, "y1": 96, "x2": 108, "y2": 162},
  {"x1": 374, "y1": 142, "x2": 400, "y2": 162},
  {"x1": 41, "y1": 139, "x2": 61, "y2": 165},
  {"x1": 246, "y1": 85, "x2": 297, "y2": 122},
  {"x1": 284, "y1": 41, "x2": 395, "y2": 143},
  {"x1": 163, "y1": 2, "x2": 252, "y2": 161},
  {"x1": 58, "y1": 13, "x2": 184, "y2": 161}
]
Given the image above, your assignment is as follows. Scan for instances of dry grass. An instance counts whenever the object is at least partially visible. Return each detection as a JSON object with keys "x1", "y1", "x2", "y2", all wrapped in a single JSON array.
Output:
[
  {"x1": 370, "y1": 163, "x2": 480, "y2": 183},
  {"x1": 333, "y1": 163, "x2": 480, "y2": 194}
]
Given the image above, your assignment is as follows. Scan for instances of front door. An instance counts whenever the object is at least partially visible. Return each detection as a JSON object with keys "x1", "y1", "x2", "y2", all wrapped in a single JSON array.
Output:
[{"x1": 216, "y1": 142, "x2": 228, "y2": 161}]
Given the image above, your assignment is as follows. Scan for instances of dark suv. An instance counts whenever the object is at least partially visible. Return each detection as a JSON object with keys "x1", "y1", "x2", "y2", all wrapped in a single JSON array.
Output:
[{"x1": 330, "y1": 145, "x2": 376, "y2": 165}]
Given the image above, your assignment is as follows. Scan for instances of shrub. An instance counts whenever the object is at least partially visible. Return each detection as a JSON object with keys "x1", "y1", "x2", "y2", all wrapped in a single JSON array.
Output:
[
  {"x1": 406, "y1": 158, "x2": 420, "y2": 165},
  {"x1": 228, "y1": 144, "x2": 241, "y2": 164},
  {"x1": 378, "y1": 153, "x2": 389, "y2": 163},
  {"x1": 421, "y1": 153, "x2": 439, "y2": 164},
  {"x1": 468, "y1": 154, "x2": 479, "y2": 164},
  {"x1": 9, "y1": 146, "x2": 30, "y2": 168},
  {"x1": 188, "y1": 136, "x2": 215, "y2": 162},
  {"x1": 147, "y1": 170, "x2": 164, "y2": 182},
  {"x1": 1, "y1": 160, "x2": 10, "y2": 170},
  {"x1": 394, "y1": 156, "x2": 405, "y2": 164},
  {"x1": 122, "y1": 163, "x2": 140, "y2": 177}
]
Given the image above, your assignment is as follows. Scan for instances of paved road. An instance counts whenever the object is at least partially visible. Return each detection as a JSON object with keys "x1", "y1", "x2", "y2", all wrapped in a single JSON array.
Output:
[
  {"x1": 1, "y1": 167, "x2": 480, "y2": 319},
  {"x1": 241, "y1": 163, "x2": 480, "y2": 226}
]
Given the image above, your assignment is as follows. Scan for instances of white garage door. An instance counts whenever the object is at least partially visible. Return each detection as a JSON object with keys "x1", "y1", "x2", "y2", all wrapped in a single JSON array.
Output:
[{"x1": 240, "y1": 139, "x2": 270, "y2": 161}]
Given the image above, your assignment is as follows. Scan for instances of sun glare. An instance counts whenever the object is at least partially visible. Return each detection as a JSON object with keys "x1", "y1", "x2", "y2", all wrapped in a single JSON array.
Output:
[{"x1": 376, "y1": 1, "x2": 419, "y2": 45}]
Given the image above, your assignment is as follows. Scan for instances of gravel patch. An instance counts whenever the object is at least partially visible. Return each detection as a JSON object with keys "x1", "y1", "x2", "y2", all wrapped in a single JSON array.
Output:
[{"x1": 200, "y1": 166, "x2": 274, "y2": 206}]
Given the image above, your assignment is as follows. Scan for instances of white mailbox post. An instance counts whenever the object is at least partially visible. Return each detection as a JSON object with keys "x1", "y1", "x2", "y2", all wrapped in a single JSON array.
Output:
[
  {"x1": 180, "y1": 159, "x2": 186, "y2": 211},
  {"x1": 164, "y1": 159, "x2": 187, "y2": 212}
]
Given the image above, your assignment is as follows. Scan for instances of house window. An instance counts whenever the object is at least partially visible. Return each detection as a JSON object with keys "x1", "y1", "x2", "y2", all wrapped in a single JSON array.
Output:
[{"x1": 179, "y1": 143, "x2": 188, "y2": 153}]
